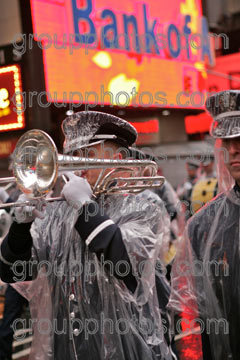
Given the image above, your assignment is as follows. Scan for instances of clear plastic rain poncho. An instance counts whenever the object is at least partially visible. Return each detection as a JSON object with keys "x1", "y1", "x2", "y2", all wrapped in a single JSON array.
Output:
[
  {"x1": 13, "y1": 189, "x2": 173, "y2": 360},
  {"x1": 169, "y1": 91, "x2": 240, "y2": 360}
]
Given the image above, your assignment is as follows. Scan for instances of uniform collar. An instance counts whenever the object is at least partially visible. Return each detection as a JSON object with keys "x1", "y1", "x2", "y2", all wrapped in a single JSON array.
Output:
[{"x1": 234, "y1": 182, "x2": 240, "y2": 196}]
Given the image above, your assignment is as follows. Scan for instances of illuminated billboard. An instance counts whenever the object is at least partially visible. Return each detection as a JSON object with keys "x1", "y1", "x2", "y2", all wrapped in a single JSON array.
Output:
[
  {"x1": 185, "y1": 112, "x2": 212, "y2": 134},
  {"x1": 130, "y1": 118, "x2": 160, "y2": 145},
  {"x1": 30, "y1": 0, "x2": 211, "y2": 109},
  {"x1": 207, "y1": 52, "x2": 240, "y2": 93},
  {"x1": 0, "y1": 65, "x2": 25, "y2": 132},
  {"x1": 0, "y1": 139, "x2": 18, "y2": 158}
]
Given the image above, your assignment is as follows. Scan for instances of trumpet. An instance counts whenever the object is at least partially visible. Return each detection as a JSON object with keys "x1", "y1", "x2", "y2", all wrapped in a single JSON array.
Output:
[{"x1": 0, "y1": 129, "x2": 164, "y2": 209}]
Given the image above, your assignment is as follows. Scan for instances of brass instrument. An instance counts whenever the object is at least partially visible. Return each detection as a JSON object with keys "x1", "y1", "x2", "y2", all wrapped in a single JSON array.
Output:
[{"x1": 0, "y1": 129, "x2": 164, "y2": 209}]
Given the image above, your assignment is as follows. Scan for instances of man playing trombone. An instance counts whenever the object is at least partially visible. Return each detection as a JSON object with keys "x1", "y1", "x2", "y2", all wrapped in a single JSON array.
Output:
[{"x1": 0, "y1": 111, "x2": 175, "y2": 360}]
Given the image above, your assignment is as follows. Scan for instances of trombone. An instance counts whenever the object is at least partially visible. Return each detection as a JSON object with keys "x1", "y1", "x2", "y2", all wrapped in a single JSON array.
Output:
[{"x1": 0, "y1": 129, "x2": 164, "y2": 209}]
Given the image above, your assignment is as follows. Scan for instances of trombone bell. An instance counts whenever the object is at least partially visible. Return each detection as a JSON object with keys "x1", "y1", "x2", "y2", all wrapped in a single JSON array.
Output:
[{"x1": 12, "y1": 130, "x2": 58, "y2": 198}]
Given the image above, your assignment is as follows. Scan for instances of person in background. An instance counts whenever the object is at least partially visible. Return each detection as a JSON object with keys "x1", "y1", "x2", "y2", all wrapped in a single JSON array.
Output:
[
  {"x1": 177, "y1": 159, "x2": 200, "y2": 220},
  {"x1": 190, "y1": 155, "x2": 218, "y2": 214},
  {"x1": 199, "y1": 156, "x2": 216, "y2": 179},
  {"x1": 128, "y1": 148, "x2": 182, "y2": 235}
]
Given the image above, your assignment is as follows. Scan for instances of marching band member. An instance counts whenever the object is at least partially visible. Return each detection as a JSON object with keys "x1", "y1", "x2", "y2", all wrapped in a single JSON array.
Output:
[
  {"x1": 0, "y1": 112, "x2": 176, "y2": 360},
  {"x1": 169, "y1": 90, "x2": 240, "y2": 359}
]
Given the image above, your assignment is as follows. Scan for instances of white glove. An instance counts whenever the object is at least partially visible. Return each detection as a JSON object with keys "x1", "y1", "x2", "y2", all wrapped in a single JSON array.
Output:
[
  {"x1": 13, "y1": 194, "x2": 45, "y2": 223},
  {"x1": 0, "y1": 187, "x2": 9, "y2": 203},
  {"x1": 184, "y1": 182, "x2": 192, "y2": 191},
  {"x1": 61, "y1": 172, "x2": 93, "y2": 209}
]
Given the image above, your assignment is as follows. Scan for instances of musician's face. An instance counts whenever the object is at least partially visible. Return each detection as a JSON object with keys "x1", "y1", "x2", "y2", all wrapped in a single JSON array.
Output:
[
  {"x1": 222, "y1": 137, "x2": 240, "y2": 185},
  {"x1": 74, "y1": 142, "x2": 122, "y2": 187}
]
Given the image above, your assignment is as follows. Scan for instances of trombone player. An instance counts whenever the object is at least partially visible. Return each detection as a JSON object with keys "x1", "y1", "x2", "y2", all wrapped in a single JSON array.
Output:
[{"x1": 0, "y1": 111, "x2": 175, "y2": 360}]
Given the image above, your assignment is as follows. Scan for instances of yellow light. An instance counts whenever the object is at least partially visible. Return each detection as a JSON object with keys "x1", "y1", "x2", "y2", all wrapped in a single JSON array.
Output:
[
  {"x1": 92, "y1": 51, "x2": 112, "y2": 69},
  {"x1": 108, "y1": 73, "x2": 140, "y2": 105},
  {"x1": 180, "y1": 0, "x2": 199, "y2": 33},
  {"x1": 180, "y1": 0, "x2": 199, "y2": 55},
  {"x1": 0, "y1": 88, "x2": 10, "y2": 109},
  {"x1": 3, "y1": 108, "x2": 10, "y2": 116},
  {"x1": 0, "y1": 64, "x2": 25, "y2": 132},
  {"x1": 194, "y1": 61, "x2": 208, "y2": 79}
]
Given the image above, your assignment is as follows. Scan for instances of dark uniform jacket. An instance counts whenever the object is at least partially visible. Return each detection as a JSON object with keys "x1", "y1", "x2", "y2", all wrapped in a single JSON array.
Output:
[{"x1": 188, "y1": 184, "x2": 240, "y2": 360}]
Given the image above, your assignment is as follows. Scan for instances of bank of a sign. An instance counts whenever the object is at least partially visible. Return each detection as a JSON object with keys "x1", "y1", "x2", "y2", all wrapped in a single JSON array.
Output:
[{"x1": 30, "y1": 0, "x2": 211, "y2": 108}]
